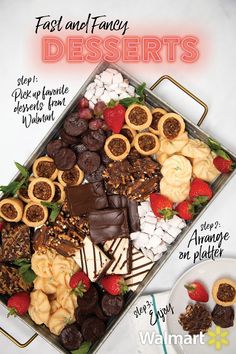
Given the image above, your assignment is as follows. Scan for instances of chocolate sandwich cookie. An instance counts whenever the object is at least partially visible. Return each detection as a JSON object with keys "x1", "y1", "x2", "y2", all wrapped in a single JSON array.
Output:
[
  {"x1": 75, "y1": 308, "x2": 89, "y2": 326},
  {"x1": 46, "y1": 139, "x2": 67, "y2": 158},
  {"x1": 82, "y1": 130, "x2": 105, "y2": 151},
  {"x1": 60, "y1": 324, "x2": 83, "y2": 351},
  {"x1": 65, "y1": 182, "x2": 108, "y2": 216},
  {"x1": 101, "y1": 293, "x2": 124, "y2": 317},
  {"x1": 77, "y1": 151, "x2": 101, "y2": 174},
  {"x1": 212, "y1": 304, "x2": 234, "y2": 328},
  {"x1": 72, "y1": 143, "x2": 87, "y2": 154},
  {"x1": 77, "y1": 285, "x2": 99, "y2": 313},
  {"x1": 81, "y1": 316, "x2": 105, "y2": 342},
  {"x1": 54, "y1": 147, "x2": 77, "y2": 171},
  {"x1": 60, "y1": 129, "x2": 80, "y2": 145},
  {"x1": 63, "y1": 113, "x2": 88, "y2": 136},
  {"x1": 88, "y1": 208, "x2": 129, "y2": 244}
]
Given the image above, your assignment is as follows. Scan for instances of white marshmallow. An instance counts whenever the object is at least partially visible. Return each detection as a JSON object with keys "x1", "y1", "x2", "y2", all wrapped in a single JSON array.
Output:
[
  {"x1": 154, "y1": 253, "x2": 163, "y2": 262},
  {"x1": 156, "y1": 242, "x2": 168, "y2": 253},
  {"x1": 141, "y1": 248, "x2": 154, "y2": 261},
  {"x1": 167, "y1": 226, "x2": 182, "y2": 238},
  {"x1": 162, "y1": 233, "x2": 175, "y2": 244},
  {"x1": 109, "y1": 91, "x2": 119, "y2": 101},
  {"x1": 178, "y1": 221, "x2": 187, "y2": 229},
  {"x1": 138, "y1": 205, "x2": 146, "y2": 218},
  {"x1": 94, "y1": 79, "x2": 103, "y2": 87},
  {"x1": 94, "y1": 87, "x2": 104, "y2": 98},
  {"x1": 140, "y1": 201, "x2": 152, "y2": 213},
  {"x1": 112, "y1": 73, "x2": 123, "y2": 84},
  {"x1": 86, "y1": 82, "x2": 96, "y2": 90},
  {"x1": 153, "y1": 227, "x2": 165, "y2": 237},
  {"x1": 90, "y1": 96, "x2": 97, "y2": 104},
  {"x1": 141, "y1": 222, "x2": 156, "y2": 235},
  {"x1": 146, "y1": 236, "x2": 162, "y2": 249},
  {"x1": 106, "y1": 68, "x2": 119, "y2": 75},
  {"x1": 89, "y1": 101, "x2": 95, "y2": 109},
  {"x1": 167, "y1": 215, "x2": 183, "y2": 228},
  {"x1": 160, "y1": 223, "x2": 170, "y2": 232},
  {"x1": 119, "y1": 92, "x2": 131, "y2": 99},
  {"x1": 144, "y1": 215, "x2": 157, "y2": 224},
  {"x1": 133, "y1": 233, "x2": 149, "y2": 249},
  {"x1": 84, "y1": 89, "x2": 95, "y2": 100},
  {"x1": 130, "y1": 231, "x2": 142, "y2": 241},
  {"x1": 126, "y1": 85, "x2": 135, "y2": 95},
  {"x1": 100, "y1": 91, "x2": 111, "y2": 104},
  {"x1": 119, "y1": 82, "x2": 129, "y2": 89},
  {"x1": 100, "y1": 71, "x2": 113, "y2": 84}
]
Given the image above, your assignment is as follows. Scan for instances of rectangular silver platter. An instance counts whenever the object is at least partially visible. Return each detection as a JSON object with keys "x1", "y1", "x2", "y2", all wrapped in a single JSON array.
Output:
[{"x1": 0, "y1": 61, "x2": 235, "y2": 353}]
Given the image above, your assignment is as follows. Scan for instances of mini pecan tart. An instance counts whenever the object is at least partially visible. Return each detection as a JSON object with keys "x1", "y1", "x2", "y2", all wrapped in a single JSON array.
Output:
[
  {"x1": 158, "y1": 113, "x2": 185, "y2": 140},
  {"x1": 0, "y1": 198, "x2": 24, "y2": 222},
  {"x1": 212, "y1": 278, "x2": 236, "y2": 307},
  {"x1": 125, "y1": 104, "x2": 152, "y2": 131},
  {"x1": 134, "y1": 132, "x2": 160, "y2": 156},
  {"x1": 28, "y1": 177, "x2": 55, "y2": 203},
  {"x1": 58, "y1": 165, "x2": 84, "y2": 187},
  {"x1": 17, "y1": 177, "x2": 34, "y2": 203},
  {"x1": 149, "y1": 108, "x2": 167, "y2": 135},
  {"x1": 52, "y1": 182, "x2": 66, "y2": 204},
  {"x1": 120, "y1": 124, "x2": 136, "y2": 144},
  {"x1": 22, "y1": 202, "x2": 48, "y2": 227},
  {"x1": 104, "y1": 134, "x2": 131, "y2": 161},
  {"x1": 33, "y1": 156, "x2": 58, "y2": 180}
]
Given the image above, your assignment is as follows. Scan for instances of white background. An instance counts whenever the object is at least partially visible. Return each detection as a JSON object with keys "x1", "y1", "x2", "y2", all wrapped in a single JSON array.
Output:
[{"x1": 0, "y1": 0, "x2": 236, "y2": 353}]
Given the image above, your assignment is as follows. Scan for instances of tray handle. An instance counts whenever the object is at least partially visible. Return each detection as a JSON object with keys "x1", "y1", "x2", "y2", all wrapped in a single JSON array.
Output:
[
  {"x1": 0, "y1": 326, "x2": 38, "y2": 348},
  {"x1": 150, "y1": 75, "x2": 208, "y2": 127}
]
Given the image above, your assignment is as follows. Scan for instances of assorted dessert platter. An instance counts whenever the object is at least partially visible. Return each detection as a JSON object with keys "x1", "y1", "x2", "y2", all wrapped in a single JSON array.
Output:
[{"x1": 0, "y1": 63, "x2": 235, "y2": 353}]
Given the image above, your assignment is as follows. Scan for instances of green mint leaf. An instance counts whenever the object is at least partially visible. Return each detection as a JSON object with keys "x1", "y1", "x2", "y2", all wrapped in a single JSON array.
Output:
[
  {"x1": 19, "y1": 264, "x2": 31, "y2": 275},
  {"x1": 41, "y1": 201, "x2": 61, "y2": 222},
  {"x1": 13, "y1": 259, "x2": 30, "y2": 267},
  {"x1": 119, "y1": 97, "x2": 141, "y2": 108},
  {"x1": 215, "y1": 149, "x2": 231, "y2": 161},
  {"x1": 0, "y1": 181, "x2": 21, "y2": 195},
  {"x1": 21, "y1": 269, "x2": 36, "y2": 284},
  {"x1": 135, "y1": 82, "x2": 146, "y2": 100},
  {"x1": 71, "y1": 341, "x2": 92, "y2": 354},
  {"x1": 15, "y1": 162, "x2": 29, "y2": 179},
  {"x1": 208, "y1": 138, "x2": 221, "y2": 151}
]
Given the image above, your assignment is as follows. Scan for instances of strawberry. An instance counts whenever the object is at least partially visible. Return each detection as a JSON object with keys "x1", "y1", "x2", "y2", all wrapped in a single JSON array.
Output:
[
  {"x1": 150, "y1": 193, "x2": 176, "y2": 220},
  {"x1": 7, "y1": 292, "x2": 30, "y2": 317},
  {"x1": 175, "y1": 200, "x2": 194, "y2": 221},
  {"x1": 101, "y1": 275, "x2": 128, "y2": 296},
  {"x1": 184, "y1": 282, "x2": 209, "y2": 302},
  {"x1": 189, "y1": 178, "x2": 213, "y2": 202},
  {"x1": 213, "y1": 155, "x2": 235, "y2": 173},
  {"x1": 69, "y1": 271, "x2": 91, "y2": 297},
  {"x1": 103, "y1": 103, "x2": 126, "y2": 133}
]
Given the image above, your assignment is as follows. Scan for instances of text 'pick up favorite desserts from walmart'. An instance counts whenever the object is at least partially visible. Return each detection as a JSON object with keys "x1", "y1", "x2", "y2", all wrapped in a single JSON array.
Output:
[{"x1": 0, "y1": 67, "x2": 235, "y2": 352}]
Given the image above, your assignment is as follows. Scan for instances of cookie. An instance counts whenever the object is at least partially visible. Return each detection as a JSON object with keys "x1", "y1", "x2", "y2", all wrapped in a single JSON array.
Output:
[
  {"x1": 54, "y1": 148, "x2": 77, "y2": 171},
  {"x1": 77, "y1": 151, "x2": 101, "y2": 174},
  {"x1": 63, "y1": 113, "x2": 88, "y2": 136},
  {"x1": 181, "y1": 138, "x2": 210, "y2": 159},
  {"x1": 193, "y1": 152, "x2": 220, "y2": 182},
  {"x1": 161, "y1": 155, "x2": 192, "y2": 186},
  {"x1": 82, "y1": 130, "x2": 106, "y2": 151},
  {"x1": 159, "y1": 132, "x2": 189, "y2": 155},
  {"x1": 160, "y1": 178, "x2": 190, "y2": 203}
]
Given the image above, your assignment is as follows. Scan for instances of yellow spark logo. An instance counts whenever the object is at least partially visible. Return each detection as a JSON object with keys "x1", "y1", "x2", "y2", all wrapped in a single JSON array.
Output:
[{"x1": 207, "y1": 326, "x2": 229, "y2": 350}]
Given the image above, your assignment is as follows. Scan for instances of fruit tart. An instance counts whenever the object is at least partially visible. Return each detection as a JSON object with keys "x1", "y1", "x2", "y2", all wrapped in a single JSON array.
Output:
[
  {"x1": 149, "y1": 108, "x2": 167, "y2": 135},
  {"x1": 133, "y1": 132, "x2": 160, "y2": 156},
  {"x1": 58, "y1": 165, "x2": 84, "y2": 187},
  {"x1": 158, "y1": 113, "x2": 185, "y2": 140},
  {"x1": 28, "y1": 177, "x2": 55, "y2": 203},
  {"x1": 33, "y1": 156, "x2": 58, "y2": 180},
  {"x1": 125, "y1": 104, "x2": 152, "y2": 131},
  {"x1": 104, "y1": 134, "x2": 130, "y2": 161},
  {"x1": 0, "y1": 198, "x2": 24, "y2": 222},
  {"x1": 22, "y1": 202, "x2": 48, "y2": 227}
]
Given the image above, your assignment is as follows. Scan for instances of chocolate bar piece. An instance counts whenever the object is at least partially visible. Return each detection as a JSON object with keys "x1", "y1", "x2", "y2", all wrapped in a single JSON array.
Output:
[
  {"x1": 88, "y1": 208, "x2": 129, "y2": 244},
  {"x1": 1, "y1": 223, "x2": 31, "y2": 262},
  {"x1": 73, "y1": 236, "x2": 112, "y2": 281},
  {"x1": 124, "y1": 246, "x2": 154, "y2": 291},
  {"x1": 104, "y1": 238, "x2": 132, "y2": 275},
  {"x1": 65, "y1": 182, "x2": 108, "y2": 216},
  {"x1": 108, "y1": 195, "x2": 140, "y2": 233},
  {"x1": 0, "y1": 265, "x2": 31, "y2": 295}
]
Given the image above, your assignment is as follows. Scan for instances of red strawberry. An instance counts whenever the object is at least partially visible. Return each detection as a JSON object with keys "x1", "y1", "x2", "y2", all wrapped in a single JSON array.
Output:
[
  {"x1": 213, "y1": 155, "x2": 235, "y2": 173},
  {"x1": 101, "y1": 275, "x2": 128, "y2": 296},
  {"x1": 184, "y1": 282, "x2": 209, "y2": 302},
  {"x1": 176, "y1": 200, "x2": 194, "y2": 221},
  {"x1": 103, "y1": 103, "x2": 126, "y2": 133},
  {"x1": 150, "y1": 193, "x2": 175, "y2": 220},
  {"x1": 189, "y1": 178, "x2": 213, "y2": 202},
  {"x1": 7, "y1": 292, "x2": 30, "y2": 317},
  {"x1": 69, "y1": 271, "x2": 91, "y2": 297}
]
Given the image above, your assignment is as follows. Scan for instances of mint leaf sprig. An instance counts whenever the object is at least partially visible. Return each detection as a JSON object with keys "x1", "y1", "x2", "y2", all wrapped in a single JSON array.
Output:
[
  {"x1": 0, "y1": 162, "x2": 29, "y2": 196},
  {"x1": 118, "y1": 82, "x2": 147, "y2": 108},
  {"x1": 41, "y1": 201, "x2": 61, "y2": 222},
  {"x1": 71, "y1": 342, "x2": 92, "y2": 354},
  {"x1": 13, "y1": 259, "x2": 36, "y2": 284}
]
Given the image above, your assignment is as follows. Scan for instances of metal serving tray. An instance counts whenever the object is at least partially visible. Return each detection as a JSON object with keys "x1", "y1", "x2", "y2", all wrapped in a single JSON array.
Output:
[{"x1": 0, "y1": 62, "x2": 235, "y2": 353}]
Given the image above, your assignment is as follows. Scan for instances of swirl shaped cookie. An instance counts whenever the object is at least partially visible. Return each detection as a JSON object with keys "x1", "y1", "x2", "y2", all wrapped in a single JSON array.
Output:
[
  {"x1": 28, "y1": 290, "x2": 50, "y2": 325},
  {"x1": 193, "y1": 153, "x2": 220, "y2": 182},
  {"x1": 181, "y1": 138, "x2": 210, "y2": 159},
  {"x1": 160, "y1": 178, "x2": 190, "y2": 203},
  {"x1": 34, "y1": 276, "x2": 58, "y2": 295},
  {"x1": 155, "y1": 152, "x2": 170, "y2": 165},
  {"x1": 159, "y1": 132, "x2": 189, "y2": 155},
  {"x1": 48, "y1": 308, "x2": 73, "y2": 336},
  {"x1": 31, "y1": 250, "x2": 55, "y2": 278},
  {"x1": 161, "y1": 155, "x2": 192, "y2": 186},
  {"x1": 56, "y1": 285, "x2": 77, "y2": 316},
  {"x1": 52, "y1": 254, "x2": 79, "y2": 288}
]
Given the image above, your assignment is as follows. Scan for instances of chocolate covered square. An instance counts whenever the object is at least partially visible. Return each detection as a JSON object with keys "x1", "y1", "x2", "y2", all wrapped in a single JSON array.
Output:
[
  {"x1": 65, "y1": 181, "x2": 108, "y2": 216},
  {"x1": 88, "y1": 208, "x2": 129, "y2": 244}
]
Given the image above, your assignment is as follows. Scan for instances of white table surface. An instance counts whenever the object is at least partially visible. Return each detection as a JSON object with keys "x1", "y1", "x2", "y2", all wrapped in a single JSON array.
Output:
[{"x1": 0, "y1": 0, "x2": 236, "y2": 353}]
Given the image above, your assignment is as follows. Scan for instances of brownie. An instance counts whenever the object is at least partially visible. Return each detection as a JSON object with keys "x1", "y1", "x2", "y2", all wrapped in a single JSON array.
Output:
[
  {"x1": 1, "y1": 223, "x2": 31, "y2": 262},
  {"x1": 0, "y1": 265, "x2": 31, "y2": 295},
  {"x1": 65, "y1": 182, "x2": 108, "y2": 216},
  {"x1": 88, "y1": 208, "x2": 129, "y2": 244}
]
